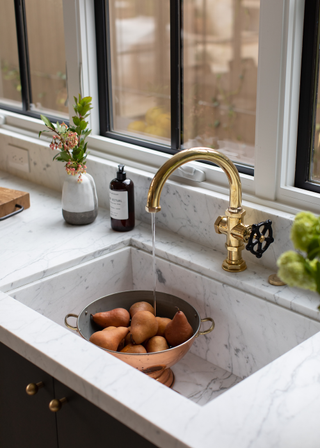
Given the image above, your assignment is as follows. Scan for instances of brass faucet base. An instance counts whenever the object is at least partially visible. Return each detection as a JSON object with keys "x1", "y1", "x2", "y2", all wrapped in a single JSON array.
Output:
[{"x1": 222, "y1": 259, "x2": 247, "y2": 273}]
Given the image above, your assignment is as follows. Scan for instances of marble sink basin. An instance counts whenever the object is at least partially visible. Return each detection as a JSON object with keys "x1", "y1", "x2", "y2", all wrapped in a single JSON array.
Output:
[{"x1": 9, "y1": 246, "x2": 320, "y2": 406}]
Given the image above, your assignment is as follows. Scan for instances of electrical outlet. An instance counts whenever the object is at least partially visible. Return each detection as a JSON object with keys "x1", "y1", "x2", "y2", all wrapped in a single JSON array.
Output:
[{"x1": 8, "y1": 145, "x2": 30, "y2": 173}]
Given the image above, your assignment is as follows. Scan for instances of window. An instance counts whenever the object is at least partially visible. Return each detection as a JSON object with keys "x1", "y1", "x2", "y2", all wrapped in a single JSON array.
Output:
[
  {"x1": 295, "y1": 0, "x2": 320, "y2": 193},
  {"x1": 0, "y1": 0, "x2": 22, "y2": 109},
  {"x1": 0, "y1": 0, "x2": 68, "y2": 120},
  {"x1": 0, "y1": 0, "x2": 319, "y2": 214},
  {"x1": 96, "y1": 0, "x2": 260, "y2": 176}
]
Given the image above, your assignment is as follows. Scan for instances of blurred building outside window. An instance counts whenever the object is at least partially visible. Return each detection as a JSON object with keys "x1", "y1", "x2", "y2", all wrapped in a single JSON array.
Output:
[
  {"x1": 0, "y1": 0, "x2": 68, "y2": 119},
  {"x1": 0, "y1": 0, "x2": 22, "y2": 109},
  {"x1": 107, "y1": 0, "x2": 260, "y2": 169}
]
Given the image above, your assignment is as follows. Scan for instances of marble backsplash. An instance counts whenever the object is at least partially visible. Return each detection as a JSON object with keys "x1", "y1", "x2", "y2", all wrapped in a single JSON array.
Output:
[{"x1": 0, "y1": 130, "x2": 296, "y2": 272}]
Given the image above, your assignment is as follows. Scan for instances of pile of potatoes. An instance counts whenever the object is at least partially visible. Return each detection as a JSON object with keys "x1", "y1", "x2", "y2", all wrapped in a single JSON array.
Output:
[{"x1": 89, "y1": 301, "x2": 194, "y2": 354}]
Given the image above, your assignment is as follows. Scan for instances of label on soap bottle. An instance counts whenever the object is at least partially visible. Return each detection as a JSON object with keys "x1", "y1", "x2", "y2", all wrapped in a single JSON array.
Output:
[{"x1": 110, "y1": 190, "x2": 129, "y2": 220}]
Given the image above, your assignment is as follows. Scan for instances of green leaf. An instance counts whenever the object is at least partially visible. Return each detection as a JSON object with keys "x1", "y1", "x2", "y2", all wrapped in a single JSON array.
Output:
[
  {"x1": 304, "y1": 259, "x2": 314, "y2": 276},
  {"x1": 81, "y1": 96, "x2": 92, "y2": 105},
  {"x1": 40, "y1": 114, "x2": 54, "y2": 130},
  {"x1": 57, "y1": 151, "x2": 71, "y2": 162},
  {"x1": 72, "y1": 148, "x2": 84, "y2": 162},
  {"x1": 316, "y1": 260, "x2": 320, "y2": 295},
  {"x1": 72, "y1": 116, "x2": 80, "y2": 126},
  {"x1": 83, "y1": 129, "x2": 92, "y2": 139},
  {"x1": 80, "y1": 120, "x2": 87, "y2": 131},
  {"x1": 307, "y1": 237, "x2": 320, "y2": 260},
  {"x1": 52, "y1": 153, "x2": 60, "y2": 161},
  {"x1": 77, "y1": 139, "x2": 84, "y2": 150},
  {"x1": 79, "y1": 104, "x2": 91, "y2": 116}
]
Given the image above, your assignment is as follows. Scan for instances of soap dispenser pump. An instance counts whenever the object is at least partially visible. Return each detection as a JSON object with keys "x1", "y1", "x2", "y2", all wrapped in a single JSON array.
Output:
[{"x1": 109, "y1": 164, "x2": 135, "y2": 231}]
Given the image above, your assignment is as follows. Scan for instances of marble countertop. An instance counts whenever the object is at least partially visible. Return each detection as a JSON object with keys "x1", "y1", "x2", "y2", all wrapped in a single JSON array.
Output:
[{"x1": 1, "y1": 171, "x2": 320, "y2": 448}]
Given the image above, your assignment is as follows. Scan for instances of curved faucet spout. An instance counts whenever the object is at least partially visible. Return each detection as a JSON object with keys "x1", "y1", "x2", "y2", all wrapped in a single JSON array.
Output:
[
  {"x1": 145, "y1": 147, "x2": 274, "y2": 273},
  {"x1": 145, "y1": 147, "x2": 242, "y2": 214}
]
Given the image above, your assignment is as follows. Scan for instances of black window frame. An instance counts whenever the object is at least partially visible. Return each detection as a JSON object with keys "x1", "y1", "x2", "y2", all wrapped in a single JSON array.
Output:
[
  {"x1": 0, "y1": 0, "x2": 67, "y2": 125},
  {"x1": 94, "y1": 0, "x2": 254, "y2": 176},
  {"x1": 295, "y1": 0, "x2": 320, "y2": 193}
]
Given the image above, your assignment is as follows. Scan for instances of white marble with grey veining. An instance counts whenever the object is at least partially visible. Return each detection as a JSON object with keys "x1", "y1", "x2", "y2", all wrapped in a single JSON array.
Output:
[
  {"x1": 171, "y1": 352, "x2": 243, "y2": 406},
  {"x1": 2, "y1": 171, "x2": 320, "y2": 447},
  {"x1": 130, "y1": 250, "x2": 320, "y2": 378},
  {"x1": 1, "y1": 169, "x2": 320, "y2": 323},
  {"x1": 11, "y1": 244, "x2": 320, "y2": 393},
  {"x1": 0, "y1": 131, "x2": 298, "y2": 273}
]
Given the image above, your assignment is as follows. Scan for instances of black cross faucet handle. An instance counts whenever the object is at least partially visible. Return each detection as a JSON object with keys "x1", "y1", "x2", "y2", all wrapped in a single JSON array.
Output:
[{"x1": 246, "y1": 220, "x2": 274, "y2": 258}]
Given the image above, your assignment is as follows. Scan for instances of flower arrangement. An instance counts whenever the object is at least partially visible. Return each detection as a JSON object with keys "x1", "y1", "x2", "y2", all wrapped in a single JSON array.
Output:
[
  {"x1": 277, "y1": 211, "x2": 320, "y2": 309},
  {"x1": 39, "y1": 95, "x2": 93, "y2": 182}
]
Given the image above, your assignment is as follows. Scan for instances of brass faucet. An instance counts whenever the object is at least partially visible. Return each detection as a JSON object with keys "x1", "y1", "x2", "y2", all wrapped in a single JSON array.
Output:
[{"x1": 145, "y1": 147, "x2": 274, "y2": 273}]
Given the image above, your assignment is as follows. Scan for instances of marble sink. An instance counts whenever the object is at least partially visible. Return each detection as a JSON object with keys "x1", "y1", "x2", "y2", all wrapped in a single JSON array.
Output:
[{"x1": 9, "y1": 245, "x2": 320, "y2": 406}]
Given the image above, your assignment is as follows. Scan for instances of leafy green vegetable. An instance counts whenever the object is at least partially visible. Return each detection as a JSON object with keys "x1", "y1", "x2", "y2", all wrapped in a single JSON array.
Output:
[
  {"x1": 277, "y1": 211, "x2": 320, "y2": 306},
  {"x1": 277, "y1": 251, "x2": 317, "y2": 292},
  {"x1": 290, "y1": 211, "x2": 320, "y2": 252}
]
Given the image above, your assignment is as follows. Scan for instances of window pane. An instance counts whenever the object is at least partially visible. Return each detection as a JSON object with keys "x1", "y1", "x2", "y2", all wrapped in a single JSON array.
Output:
[
  {"x1": 0, "y1": 0, "x2": 22, "y2": 108},
  {"x1": 182, "y1": 0, "x2": 260, "y2": 167},
  {"x1": 108, "y1": 0, "x2": 171, "y2": 145},
  {"x1": 311, "y1": 72, "x2": 320, "y2": 183},
  {"x1": 25, "y1": 0, "x2": 68, "y2": 118}
]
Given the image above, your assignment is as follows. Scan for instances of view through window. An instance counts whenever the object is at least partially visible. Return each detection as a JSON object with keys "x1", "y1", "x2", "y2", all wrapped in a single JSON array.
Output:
[
  {"x1": 108, "y1": 0, "x2": 171, "y2": 146},
  {"x1": 182, "y1": 0, "x2": 259, "y2": 167},
  {"x1": 0, "y1": 0, "x2": 68, "y2": 119},
  {"x1": 104, "y1": 0, "x2": 260, "y2": 169},
  {"x1": 25, "y1": 0, "x2": 68, "y2": 117},
  {"x1": 0, "y1": 0, "x2": 22, "y2": 109}
]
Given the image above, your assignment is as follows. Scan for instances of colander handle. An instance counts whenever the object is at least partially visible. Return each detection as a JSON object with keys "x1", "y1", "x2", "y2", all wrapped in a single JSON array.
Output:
[
  {"x1": 196, "y1": 317, "x2": 215, "y2": 338},
  {"x1": 64, "y1": 313, "x2": 78, "y2": 331}
]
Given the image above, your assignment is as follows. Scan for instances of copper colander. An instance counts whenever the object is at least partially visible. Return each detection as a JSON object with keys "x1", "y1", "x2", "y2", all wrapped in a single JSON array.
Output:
[{"x1": 65, "y1": 290, "x2": 215, "y2": 387}]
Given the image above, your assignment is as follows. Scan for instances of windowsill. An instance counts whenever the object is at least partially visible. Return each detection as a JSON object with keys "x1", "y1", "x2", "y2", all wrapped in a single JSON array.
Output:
[
  {"x1": 0, "y1": 108, "x2": 305, "y2": 274},
  {"x1": 0, "y1": 107, "x2": 314, "y2": 215}
]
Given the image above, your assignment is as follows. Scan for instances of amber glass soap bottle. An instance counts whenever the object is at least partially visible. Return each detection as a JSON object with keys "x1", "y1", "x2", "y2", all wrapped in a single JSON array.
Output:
[{"x1": 109, "y1": 165, "x2": 135, "y2": 231}]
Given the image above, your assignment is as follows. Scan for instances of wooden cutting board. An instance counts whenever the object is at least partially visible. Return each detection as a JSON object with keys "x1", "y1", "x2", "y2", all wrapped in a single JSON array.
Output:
[{"x1": 0, "y1": 187, "x2": 30, "y2": 219}]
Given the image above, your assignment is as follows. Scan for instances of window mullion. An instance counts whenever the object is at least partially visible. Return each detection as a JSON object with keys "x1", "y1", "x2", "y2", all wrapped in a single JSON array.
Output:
[
  {"x1": 78, "y1": 0, "x2": 99, "y2": 134},
  {"x1": 254, "y1": 0, "x2": 286, "y2": 201},
  {"x1": 13, "y1": 0, "x2": 31, "y2": 112},
  {"x1": 295, "y1": 0, "x2": 320, "y2": 193},
  {"x1": 95, "y1": 0, "x2": 111, "y2": 135},
  {"x1": 170, "y1": 0, "x2": 181, "y2": 151}
]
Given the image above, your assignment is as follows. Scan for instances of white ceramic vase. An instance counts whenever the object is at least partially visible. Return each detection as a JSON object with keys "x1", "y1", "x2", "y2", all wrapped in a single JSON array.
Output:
[{"x1": 62, "y1": 173, "x2": 98, "y2": 225}]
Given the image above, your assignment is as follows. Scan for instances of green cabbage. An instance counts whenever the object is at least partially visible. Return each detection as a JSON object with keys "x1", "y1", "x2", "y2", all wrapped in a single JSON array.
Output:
[
  {"x1": 277, "y1": 251, "x2": 317, "y2": 292},
  {"x1": 290, "y1": 211, "x2": 320, "y2": 252}
]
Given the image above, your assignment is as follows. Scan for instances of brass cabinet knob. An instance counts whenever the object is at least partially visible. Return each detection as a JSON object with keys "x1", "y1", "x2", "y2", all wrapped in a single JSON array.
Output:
[
  {"x1": 49, "y1": 397, "x2": 67, "y2": 412},
  {"x1": 26, "y1": 381, "x2": 44, "y2": 396}
]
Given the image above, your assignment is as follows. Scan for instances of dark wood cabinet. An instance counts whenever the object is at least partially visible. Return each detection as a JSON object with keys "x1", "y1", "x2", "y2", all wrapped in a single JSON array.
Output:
[
  {"x1": 0, "y1": 342, "x2": 157, "y2": 448},
  {"x1": 0, "y1": 342, "x2": 57, "y2": 448}
]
